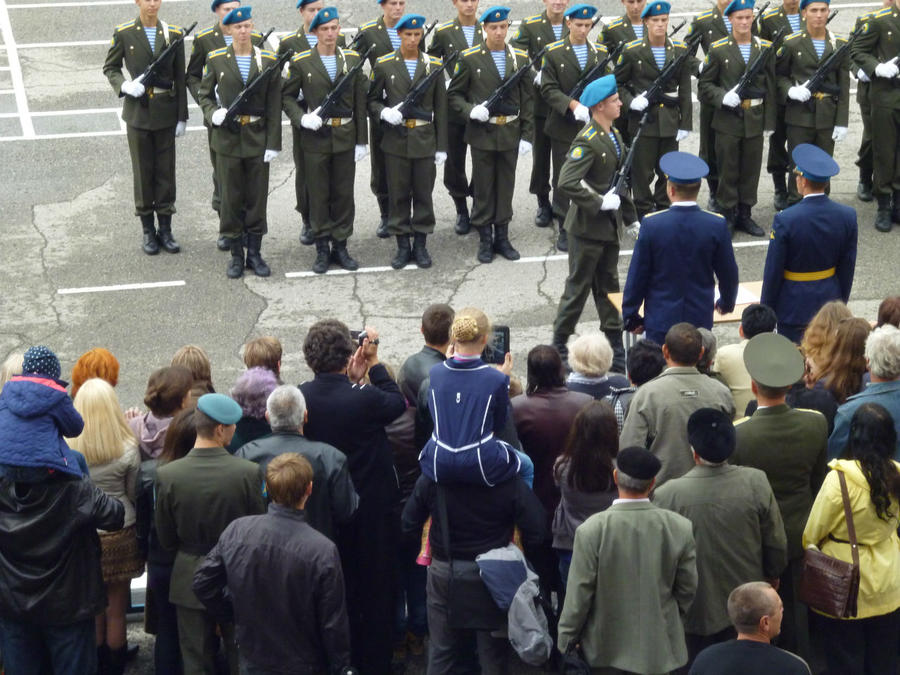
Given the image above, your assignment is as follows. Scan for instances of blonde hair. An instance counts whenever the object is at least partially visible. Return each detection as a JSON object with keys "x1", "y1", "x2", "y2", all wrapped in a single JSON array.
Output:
[
  {"x1": 802, "y1": 301, "x2": 853, "y2": 377},
  {"x1": 172, "y1": 345, "x2": 214, "y2": 392},
  {"x1": 242, "y1": 336, "x2": 282, "y2": 374},
  {"x1": 0, "y1": 352, "x2": 24, "y2": 394},
  {"x1": 266, "y1": 453, "x2": 314, "y2": 507},
  {"x1": 569, "y1": 333, "x2": 613, "y2": 377},
  {"x1": 451, "y1": 307, "x2": 491, "y2": 344},
  {"x1": 69, "y1": 378, "x2": 136, "y2": 466}
]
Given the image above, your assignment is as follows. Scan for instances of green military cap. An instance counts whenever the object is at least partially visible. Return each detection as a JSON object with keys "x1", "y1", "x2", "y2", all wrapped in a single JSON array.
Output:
[
  {"x1": 743, "y1": 333, "x2": 804, "y2": 387},
  {"x1": 197, "y1": 393, "x2": 243, "y2": 424}
]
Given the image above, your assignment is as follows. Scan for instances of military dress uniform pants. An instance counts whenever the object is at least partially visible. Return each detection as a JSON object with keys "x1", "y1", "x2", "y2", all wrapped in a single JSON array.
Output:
[
  {"x1": 176, "y1": 606, "x2": 238, "y2": 675},
  {"x1": 856, "y1": 87, "x2": 872, "y2": 180},
  {"x1": 767, "y1": 104, "x2": 790, "y2": 176},
  {"x1": 126, "y1": 124, "x2": 176, "y2": 217},
  {"x1": 305, "y1": 148, "x2": 355, "y2": 242},
  {"x1": 290, "y1": 126, "x2": 310, "y2": 224},
  {"x1": 369, "y1": 116, "x2": 390, "y2": 216},
  {"x1": 785, "y1": 125, "x2": 834, "y2": 204},
  {"x1": 385, "y1": 153, "x2": 437, "y2": 235},
  {"x1": 632, "y1": 134, "x2": 677, "y2": 218},
  {"x1": 553, "y1": 233, "x2": 624, "y2": 342},
  {"x1": 530, "y1": 115, "x2": 552, "y2": 198},
  {"x1": 206, "y1": 126, "x2": 220, "y2": 212},
  {"x1": 714, "y1": 130, "x2": 763, "y2": 209},
  {"x1": 216, "y1": 152, "x2": 269, "y2": 240},
  {"x1": 698, "y1": 103, "x2": 719, "y2": 183},
  {"x1": 871, "y1": 105, "x2": 900, "y2": 196},
  {"x1": 550, "y1": 138, "x2": 574, "y2": 221},
  {"x1": 445, "y1": 120, "x2": 472, "y2": 201},
  {"x1": 470, "y1": 147, "x2": 518, "y2": 228}
]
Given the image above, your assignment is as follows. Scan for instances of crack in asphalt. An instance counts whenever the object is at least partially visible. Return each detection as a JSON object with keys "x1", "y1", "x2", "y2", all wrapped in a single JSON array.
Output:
[
  {"x1": 350, "y1": 271, "x2": 365, "y2": 328},
  {"x1": 535, "y1": 238, "x2": 560, "y2": 307},
  {"x1": 29, "y1": 203, "x2": 63, "y2": 343},
  {"x1": 445, "y1": 258, "x2": 480, "y2": 310}
]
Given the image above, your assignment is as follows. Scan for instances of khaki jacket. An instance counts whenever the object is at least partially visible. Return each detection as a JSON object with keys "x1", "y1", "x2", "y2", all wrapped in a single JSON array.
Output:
[
  {"x1": 540, "y1": 38, "x2": 610, "y2": 143},
  {"x1": 776, "y1": 30, "x2": 850, "y2": 128},
  {"x1": 852, "y1": 6, "x2": 900, "y2": 109},
  {"x1": 427, "y1": 18, "x2": 484, "y2": 125},
  {"x1": 186, "y1": 24, "x2": 267, "y2": 103},
  {"x1": 511, "y1": 11, "x2": 569, "y2": 119}
]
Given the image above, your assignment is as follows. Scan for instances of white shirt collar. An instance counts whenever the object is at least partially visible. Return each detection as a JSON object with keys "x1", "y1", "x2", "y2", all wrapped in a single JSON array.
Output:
[
  {"x1": 612, "y1": 497, "x2": 651, "y2": 505},
  {"x1": 802, "y1": 192, "x2": 827, "y2": 199},
  {"x1": 671, "y1": 201, "x2": 697, "y2": 207}
]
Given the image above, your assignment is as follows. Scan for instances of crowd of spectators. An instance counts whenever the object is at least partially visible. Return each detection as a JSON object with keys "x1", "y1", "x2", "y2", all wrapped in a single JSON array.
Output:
[{"x1": 0, "y1": 295, "x2": 899, "y2": 675}]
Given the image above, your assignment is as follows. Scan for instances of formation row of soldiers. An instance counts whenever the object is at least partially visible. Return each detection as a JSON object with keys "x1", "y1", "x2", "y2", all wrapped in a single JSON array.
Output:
[{"x1": 103, "y1": 0, "x2": 900, "y2": 278}]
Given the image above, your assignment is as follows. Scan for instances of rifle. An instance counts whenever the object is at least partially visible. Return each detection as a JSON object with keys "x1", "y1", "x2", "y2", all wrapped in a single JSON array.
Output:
[
  {"x1": 223, "y1": 47, "x2": 293, "y2": 131},
  {"x1": 123, "y1": 21, "x2": 197, "y2": 106},
  {"x1": 568, "y1": 41, "x2": 625, "y2": 101},
  {"x1": 611, "y1": 110, "x2": 650, "y2": 195},
  {"x1": 827, "y1": 9, "x2": 838, "y2": 24},
  {"x1": 731, "y1": 27, "x2": 785, "y2": 105},
  {"x1": 591, "y1": 15, "x2": 603, "y2": 31},
  {"x1": 258, "y1": 27, "x2": 275, "y2": 46},
  {"x1": 483, "y1": 46, "x2": 548, "y2": 116},
  {"x1": 316, "y1": 45, "x2": 375, "y2": 120},
  {"x1": 753, "y1": 1, "x2": 771, "y2": 21},
  {"x1": 638, "y1": 31, "x2": 701, "y2": 113},
  {"x1": 395, "y1": 51, "x2": 457, "y2": 121},
  {"x1": 801, "y1": 25, "x2": 861, "y2": 100},
  {"x1": 423, "y1": 19, "x2": 438, "y2": 41},
  {"x1": 669, "y1": 19, "x2": 686, "y2": 37}
]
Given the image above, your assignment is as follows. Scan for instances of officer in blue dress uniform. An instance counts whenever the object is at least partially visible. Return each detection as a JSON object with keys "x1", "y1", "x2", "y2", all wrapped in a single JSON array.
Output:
[
  {"x1": 761, "y1": 143, "x2": 857, "y2": 343},
  {"x1": 622, "y1": 151, "x2": 739, "y2": 345}
]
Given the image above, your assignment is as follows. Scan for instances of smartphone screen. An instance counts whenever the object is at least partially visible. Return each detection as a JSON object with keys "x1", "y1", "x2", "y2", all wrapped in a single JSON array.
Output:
[{"x1": 481, "y1": 325, "x2": 510, "y2": 365}]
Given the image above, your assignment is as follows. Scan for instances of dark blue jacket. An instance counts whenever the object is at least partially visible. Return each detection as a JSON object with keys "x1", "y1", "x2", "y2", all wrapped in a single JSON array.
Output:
[
  {"x1": 622, "y1": 204, "x2": 739, "y2": 344},
  {"x1": 761, "y1": 194, "x2": 857, "y2": 329},
  {"x1": 0, "y1": 375, "x2": 84, "y2": 478}
]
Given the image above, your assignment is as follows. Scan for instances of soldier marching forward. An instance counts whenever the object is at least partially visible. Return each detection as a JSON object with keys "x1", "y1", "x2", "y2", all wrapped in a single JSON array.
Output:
[
  {"x1": 198, "y1": 6, "x2": 282, "y2": 278},
  {"x1": 103, "y1": 0, "x2": 187, "y2": 256},
  {"x1": 368, "y1": 13, "x2": 448, "y2": 269}
]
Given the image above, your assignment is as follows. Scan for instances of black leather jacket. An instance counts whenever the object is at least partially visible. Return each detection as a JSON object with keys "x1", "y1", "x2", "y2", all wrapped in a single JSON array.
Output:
[{"x1": 0, "y1": 473, "x2": 125, "y2": 624}]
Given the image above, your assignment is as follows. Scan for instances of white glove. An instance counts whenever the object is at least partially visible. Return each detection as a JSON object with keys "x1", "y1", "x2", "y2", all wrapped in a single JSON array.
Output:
[
  {"x1": 263, "y1": 149, "x2": 279, "y2": 163},
  {"x1": 380, "y1": 106, "x2": 403, "y2": 126},
  {"x1": 856, "y1": 68, "x2": 870, "y2": 83},
  {"x1": 435, "y1": 151, "x2": 447, "y2": 166},
  {"x1": 765, "y1": 128, "x2": 775, "y2": 139},
  {"x1": 625, "y1": 221, "x2": 641, "y2": 239},
  {"x1": 519, "y1": 140, "x2": 532, "y2": 155},
  {"x1": 470, "y1": 103, "x2": 490, "y2": 122},
  {"x1": 296, "y1": 88, "x2": 305, "y2": 102},
  {"x1": 697, "y1": 60, "x2": 704, "y2": 75},
  {"x1": 630, "y1": 92, "x2": 649, "y2": 112},
  {"x1": 175, "y1": 120, "x2": 186, "y2": 137},
  {"x1": 301, "y1": 112, "x2": 323, "y2": 130},
  {"x1": 788, "y1": 85, "x2": 811, "y2": 102},
  {"x1": 533, "y1": 71, "x2": 542, "y2": 86},
  {"x1": 121, "y1": 79, "x2": 145, "y2": 98},
  {"x1": 722, "y1": 87, "x2": 741, "y2": 108},
  {"x1": 675, "y1": 129, "x2": 690, "y2": 142},
  {"x1": 875, "y1": 61, "x2": 900, "y2": 79},
  {"x1": 354, "y1": 144, "x2": 368, "y2": 162},
  {"x1": 832, "y1": 126, "x2": 848, "y2": 143},
  {"x1": 573, "y1": 103, "x2": 590, "y2": 123},
  {"x1": 211, "y1": 108, "x2": 228, "y2": 126},
  {"x1": 600, "y1": 189, "x2": 621, "y2": 211}
]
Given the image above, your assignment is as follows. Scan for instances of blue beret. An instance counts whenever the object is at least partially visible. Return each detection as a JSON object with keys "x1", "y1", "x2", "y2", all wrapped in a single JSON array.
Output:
[
  {"x1": 723, "y1": 0, "x2": 754, "y2": 15},
  {"x1": 197, "y1": 393, "x2": 243, "y2": 425},
  {"x1": 688, "y1": 408, "x2": 735, "y2": 463},
  {"x1": 310, "y1": 6, "x2": 339, "y2": 30},
  {"x1": 222, "y1": 6, "x2": 251, "y2": 24},
  {"x1": 616, "y1": 446, "x2": 661, "y2": 480},
  {"x1": 296, "y1": 0, "x2": 317, "y2": 8},
  {"x1": 659, "y1": 151, "x2": 709, "y2": 184},
  {"x1": 396, "y1": 13, "x2": 427, "y2": 31},
  {"x1": 579, "y1": 74, "x2": 617, "y2": 106},
  {"x1": 211, "y1": 0, "x2": 236, "y2": 12},
  {"x1": 792, "y1": 143, "x2": 839, "y2": 182},
  {"x1": 565, "y1": 4, "x2": 598, "y2": 19},
  {"x1": 641, "y1": 1, "x2": 671, "y2": 18},
  {"x1": 22, "y1": 345, "x2": 61, "y2": 380},
  {"x1": 480, "y1": 6, "x2": 511, "y2": 23},
  {"x1": 800, "y1": 0, "x2": 828, "y2": 10}
]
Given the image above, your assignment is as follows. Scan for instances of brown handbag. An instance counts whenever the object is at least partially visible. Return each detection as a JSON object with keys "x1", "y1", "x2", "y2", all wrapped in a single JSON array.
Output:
[{"x1": 798, "y1": 471, "x2": 860, "y2": 618}]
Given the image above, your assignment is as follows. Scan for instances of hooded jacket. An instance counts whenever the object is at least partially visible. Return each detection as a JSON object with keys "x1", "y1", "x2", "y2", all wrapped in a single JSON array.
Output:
[{"x1": 128, "y1": 411, "x2": 173, "y2": 460}]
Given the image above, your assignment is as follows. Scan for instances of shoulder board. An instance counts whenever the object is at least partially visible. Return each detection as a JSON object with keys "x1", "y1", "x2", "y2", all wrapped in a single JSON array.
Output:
[
  {"x1": 547, "y1": 39, "x2": 566, "y2": 52},
  {"x1": 875, "y1": 7, "x2": 893, "y2": 17},
  {"x1": 359, "y1": 19, "x2": 380, "y2": 31},
  {"x1": 694, "y1": 10, "x2": 714, "y2": 21},
  {"x1": 794, "y1": 407, "x2": 826, "y2": 418},
  {"x1": 251, "y1": 30, "x2": 263, "y2": 38},
  {"x1": 260, "y1": 49, "x2": 276, "y2": 60},
  {"x1": 461, "y1": 44, "x2": 482, "y2": 57},
  {"x1": 428, "y1": 55, "x2": 443, "y2": 66},
  {"x1": 625, "y1": 38, "x2": 642, "y2": 50},
  {"x1": 643, "y1": 209, "x2": 666, "y2": 220},
  {"x1": 607, "y1": 16, "x2": 625, "y2": 27},
  {"x1": 196, "y1": 26, "x2": 215, "y2": 39},
  {"x1": 671, "y1": 39, "x2": 687, "y2": 49},
  {"x1": 436, "y1": 20, "x2": 455, "y2": 31},
  {"x1": 701, "y1": 208, "x2": 725, "y2": 219},
  {"x1": 762, "y1": 7, "x2": 781, "y2": 18},
  {"x1": 169, "y1": 25, "x2": 184, "y2": 35},
  {"x1": 376, "y1": 52, "x2": 395, "y2": 63},
  {"x1": 732, "y1": 416, "x2": 751, "y2": 426},
  {"x1": 524, "y1": 14, "x2": 543, "y2": 24},
  {"x1": 783, "y1": 31, "x2": 803, "y2": 42},
  {"x1": 292, "y1": 49, "x2": 312, "y2": 61},
  {"x1": 343, "y1": 48, "x2": 359, "y2": 57},
  {"x1": 115, "y1": 19, "x2": 135, "y2": 32},
  {"x1": 758, "y1": 38, "x2": 773, "y2": 48},
  {"x1": 835, "y1": 34, "x2": 848, "y2": 43},
  {"x1": 711, "y1": 37, "x2": 731, "y2": 48},
  {"x1": 582, "y1": 126, "x2": 597, "y2": 140},
  {"x1": 208, "y1": 47, "x2": 228, "y2": 58},
  {"x1": 512, "y1": 47, "x2": 528, "y2": 58},
  {"x1": 859, "y1": 10, "x2": 876, "y2": 20},
  {"x1": 596, "y1": 42, "x2": 609, "y2": 53}
]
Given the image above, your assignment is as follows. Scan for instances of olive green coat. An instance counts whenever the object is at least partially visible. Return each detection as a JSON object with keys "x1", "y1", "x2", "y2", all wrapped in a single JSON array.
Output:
[
  {"x1": 540, "y1": 38, "x2": 610, "y2": 143},
  {"x1": 186, "y1": 24, "x2": 267, "y2": 103},
  {"x1": 511, "y1": 11, "x2": 569, "y2": 119},
  {"x1": 776, "y1": 30, "x2": 850, "y2": 129},
  {"x1": 756, "y1": 4, "x2": 805, "y2": 41},
  {"x1": 278, "y1": 29, "x2": 346, "y2": 58},
  {"x1": 687, "y1": 6, "x2": 730, "y2": 75},
  {"x1": 427, "y1": 18, "x2": 483, "y2": 126},
  {"x1": 598, "y1": 14, "x2": 639, "y2": 53},
  {"x1": 852, "y1": 6, "x2": 900, "y2": 109}
]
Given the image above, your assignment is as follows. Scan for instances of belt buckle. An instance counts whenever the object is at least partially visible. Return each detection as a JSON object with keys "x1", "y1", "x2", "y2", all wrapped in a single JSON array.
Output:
[
  {"x1": 147, "y1": 88, "x2": 155, "y2": 99},
  {"x1": 239, "y1": 114, "x2": 250, "y2": 125},
  {"x1": 404, "y1": 119, "x2": 416, "y2": 129},
  {"x1": 330, "y1": 118, "x2": 341, "y2": 127},
  {"x1": 740, "y1": 99, "x2": 751, "y2": 110},
  {"x1": 813, "y1": 92, "x2": 825, "y2": 100},
  {"x1": 496, "y1": 115, "x2": 506, "y2": 125}
]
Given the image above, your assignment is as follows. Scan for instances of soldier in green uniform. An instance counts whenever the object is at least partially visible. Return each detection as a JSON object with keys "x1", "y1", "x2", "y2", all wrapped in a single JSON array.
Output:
[
  {"x1": 541, "y1": 4, "x2": 610, "y2": 251},
  {"x1": 368, "y1": 14, "x2": 448, "y2": 269},
  {"x1": 282, "y1": 7, "x2": 368, "y2": 273},
  {"x1": 187, "y1": 0, "x2": 270, "y2": 252},
  {"x1": 278, "y1": 0, "x2": 347, "y2": 247},
  {"x1": 551, "y1": 74, "x2": 638, "y2": 373},
  {"x1": 448, "y1": 6, "x2": 534, "y2": 263},
  {"x1": 427, "y1": 0, "x2": 483, "y2": 235},
  {"x1": 103, "y1": 0, "x2": 187, "y2": 256},
  {"x1": 355, "y1": 0, "x2": 409, "y2": 238},
  {"x1": 757, "y1": 0, "x2": 804, "y2": 209},
  {"x1": 698, "y1": 0, "x2": 776, "y2": 237},
  {"x1": 688, "y1": 0, "x2": 731, "y2": 209},
  {"x1": 852, "y1": 0, "x2": 900, "y2": 232},
  {"x1": 198, "y1": 7, "x2": 282, "y2": 279},
  {"x1": 614, "y1": 1, "x2": 692, "y2": 220},
  {"x1": 598, "y1": 0, "x2": 647, "y2": 145},
  {"x1": 511, "y1": 0, "x2": 569, "y2": 230},
  {"x1": 775, "y1": 0, "x2": 849, "y2": 205}
]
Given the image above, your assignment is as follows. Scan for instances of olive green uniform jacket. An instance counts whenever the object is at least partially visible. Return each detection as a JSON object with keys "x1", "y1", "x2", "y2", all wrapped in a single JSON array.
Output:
[
  {"x1": 598, "y1": 14, "x2": 640, "y2": 53},
  {"x1": 776, "y1": 30, "x2": 850, "y2": 130},
  {"x1": 428, "y1": 18, "x2": 483, "y2": 126},
  {"x1": 511, "y1": 11, "x2": 568, "y2": 120},
  {"x1": 852, "y1": 6, "x2": 900, "y2": 109},
  {"x1": 540, "y1": 38, "x2": 610, "y2": 144},
  {"x1": 187, "y1": 25, "x2": 268, "y2": 103}
]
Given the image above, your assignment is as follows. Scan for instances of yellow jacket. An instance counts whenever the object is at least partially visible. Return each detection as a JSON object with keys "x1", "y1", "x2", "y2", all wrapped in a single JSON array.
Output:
[{"x1": 802, "y1": 459, "x2": 900, "y2": 619}]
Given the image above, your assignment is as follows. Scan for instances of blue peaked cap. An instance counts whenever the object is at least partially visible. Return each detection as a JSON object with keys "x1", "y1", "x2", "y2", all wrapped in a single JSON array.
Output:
[
  {"x1": 660, "y1": 151, "x2": 709, "y2": 183},
  {"x1": 792, "y1": 143, "x2": 839, "y2": 182}
]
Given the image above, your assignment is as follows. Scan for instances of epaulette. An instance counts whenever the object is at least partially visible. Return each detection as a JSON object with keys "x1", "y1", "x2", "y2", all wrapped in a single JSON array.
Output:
[
  {"x1": 547, "y1": 39, "x2": 566, "y2": 52},
  {"x1": 694, "y1": 10, "x2": 714, "y2": 21},
  {"x1": 606, "y1": 16, "x2": 625, "y2": 28},
  {"x1": 251, "y1": 30, "x2": 263, "y2": 38},
  {"x1": 376, "y1": 52, "x2": 395, "y2": 63},
  {"x1": 260, "y1": 49, "x2": 276, "y2": 60},
  {"x1": 643, "y1": 209, "x2": 666, "y2": 220},
  {"x1": 582, "y1": 126, "x2": 597, "y2": 140},
  {"x1": 783, "y1": 32, "x2": 803, "y2": 42},
  {"x1": 794, "y1": 408, "x2": 826, "y2": 418},
  {"x1": 342, "y1": 48, "x2": 359, "y2": 57},
  {"x1": 859, "y1": 10, "x2": 876, "y2": 21},
  {"x1": 359, "y1": 19, "x2": 379, "y2": 31},
  {"x1": 208, "y1": 47, "x2": 228, "y2": 58},
  {"x1": 732, "y1": 416, "x2": 750, "y2": 426},
  {"x1": 524, "y1": 14, "x2": 543, "y2": 24},
  {"x1": 196, "y1": 26, "x2": 215, "y2": 39},
  {"x1": 427, "y1": 55, "x2": 443, "y2": 66},
  {"x1": 596, "y1": 42, "x2": 608, "y2": 53},
  {"x1": 762, "y1": 6, "x2": 781, "y2": 18},
  {"x1": 292, "y1": 49, "x2": 312, "y2": 61},
  {"x1": 461, "y1": 44, "x2": 482, "y2": 57},
  {"x1": 711, "y1": 36, "x2": 731, "y2": 48},
  {"x1": 758, "y1": 38, "x2": 773, "y2": 48},
  {"x1": 874, "y1": 7, "x2": 893, "y2": 18},
  {"x1": 115, "y1": 19, "x2": 136, "y2": 32},
  {"x1": 701, "y1": 208, "x2": 725, "y2": 219},
  {"x1": 625, "y1": 38, "x2": 642, "y2": 50},
  {"x1": 671, "y1": 39, "x2": 686, "y2": 49},
  {"x1": 436, "y1": 19, "x2": 455, "y2": 31},
  {"x1": 834, "y1": 34, "x2": 848, "y2": 43},
  {"x1": 169, "y1": 25, "x2": 184, "y2": 35},
  {"x1": 512, "y1": 47, "x2": 528, "y2": 59}
]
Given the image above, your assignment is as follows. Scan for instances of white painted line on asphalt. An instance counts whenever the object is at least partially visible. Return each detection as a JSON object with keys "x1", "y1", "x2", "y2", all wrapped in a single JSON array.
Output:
[
  {"x1": 57, "y1": 280, "x2": 186, "y2": 295},
  {"x1": 7, "y1": 0, "x2": 192, "y2": 8},
  {"x1": 0, "y1": 89, "x2": 15, "y2": 95},
  {"x1": 0, "y1": 0, "x2": 34, "y2": 138},
  {"x1": 286, "y1": 264, "x2": 419, "y2": 278}
]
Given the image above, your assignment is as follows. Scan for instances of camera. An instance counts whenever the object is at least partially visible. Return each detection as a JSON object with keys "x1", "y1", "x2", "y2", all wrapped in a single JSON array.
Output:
[{"x1": 349, "y1": 329, "x2": 367, "y2": 346}]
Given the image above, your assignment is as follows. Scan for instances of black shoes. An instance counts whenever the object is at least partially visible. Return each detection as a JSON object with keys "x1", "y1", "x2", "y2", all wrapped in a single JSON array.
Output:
[
  {"x1": 299, "y1": 219, "x2": 314, "y2": 246},
  {"x1": 313, "y1": 238, "x2": 331, "y2": 274},
  {"x1": 493, "y1": 224, "x2": 520, "y2": 261},
  {"x1": 156, "y1": 215, "x2": 180, "y2": 253},
  {"x1": 376, "y1": 215, "x2": 390, "y2": 239},
  {"x1": 245, "y1": 234, "x2": 270, "y2": 277},
  {"x1": 736, "y1": 204, "x2": 765, "y2": 237},
  {"x1": 140, "y1": 215, "x2": 159, "y2": 255},
  {"x1": 331, "y1": 238, "x2": 359, "y2": 270},
  {"x1": 476, "y1": 226, "x2": 494, "y2": 263},
  {"x1": 772, "y1": 172, "x2": 788, "y2": 212},
  {"x1": 391, "y1": 235, "x2": 411, "y2": 269},
  {"x1": 857, "y1": 181, "x2": 874, "y2": 203},
  {"x1": 534, "y1": 195, "x2": 552, "y2": 228},
  {"x1": 226, "y1": 241, "x2": 244, "y2": 278},
  {"x1": 454, "y1": 197, "x2": 471, "y2": 235},
  {"x1": 556, "y1": 226, "x2": 568, "y2": 252},
  {"x1": 412, "y1": 232, "x2": 432, "y2": 268},
  {"x1": 875, "y1": 195, "x2": 893, "y2": 233},
  {"x1": 216, "y1": 235, "x2": 230, "y2": 251}
]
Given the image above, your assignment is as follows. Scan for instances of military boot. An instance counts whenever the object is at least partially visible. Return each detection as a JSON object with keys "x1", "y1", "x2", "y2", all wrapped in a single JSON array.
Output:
[
  {"x1": 140, "y1": 214, "x2": 159, "y2": 255},
  {"x1": 603, "y1": 329, "x2": 627, "y2": 375},
  {"x1": 156, "y1": 214, "x2": 180, "y2": 253},
  {"x1": 226, "y1": 240, "x2": 244, "y2": 279},
  {"x1": 216, "y1": 235, "x2": 230, "y2": 251},
  {"x1": 721, "y1": 206, "x2": 736, "y2": 237},
  {"x1": 875, "y1": 195, "x2": 893, "y2": 232},
  {"x1": 534, "y1": 194, "x2": 552, "y2": 227},
  {"x1": 376, "y1": 214, "x2": 390, "y2": 239},
  {"x1": 331, "y1": 238, "x2": 359, "y2": 270},
  {"x1": 313, "y1": 237, "x2": 331, "y2": 274},
  {"x1": 707, "y1": 180, "x2": 720, "y2": 212},
  {"x1": 556, "y1": 224, "x2": 569, "y2": 252},
  {"x1": 857, "y1": 167, "x2": 874, "y2": 202},
  {"x1": 299, "y1": 218, "x2": 314, "y2": 245},
  {"x1": 551, "y1": 333, "x2": 570, "y2": 371},
  {"x1": 453, "y1": 197, "x2": 471, "y2": 235},
  {"x1": 772, "y1": 172, "x2": 788, "y2": 211},
  {"x1": 391, "y1": 235, "x2": 411, "y2": 269},
  {"x1": 476, "y1": 226, "x2": 494, "y2": 263},
  {"x1": 412, "y1": 232, "x2": 432, "y2": 268},
  {"x1": 736, "y1": 204, "x2": 765, "y2": 237},
  {"x1": 493, "y1": 224, "x2": 520, "y2": 261},
  {"x1": 245, "y1": 234, "x2": 270, "y2": 277},
  {"x1": 892, "y1": 191, "x2": 900, "y2": 224}
]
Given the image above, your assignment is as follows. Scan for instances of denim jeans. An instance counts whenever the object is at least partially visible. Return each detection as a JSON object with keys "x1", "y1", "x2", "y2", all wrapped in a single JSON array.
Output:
[
  {"x1": 147, "y1": 561, "x2": 183, "y2": 674},
  {"x1": 0, "y1": 616, "x2": 95, "y2": 675}
]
